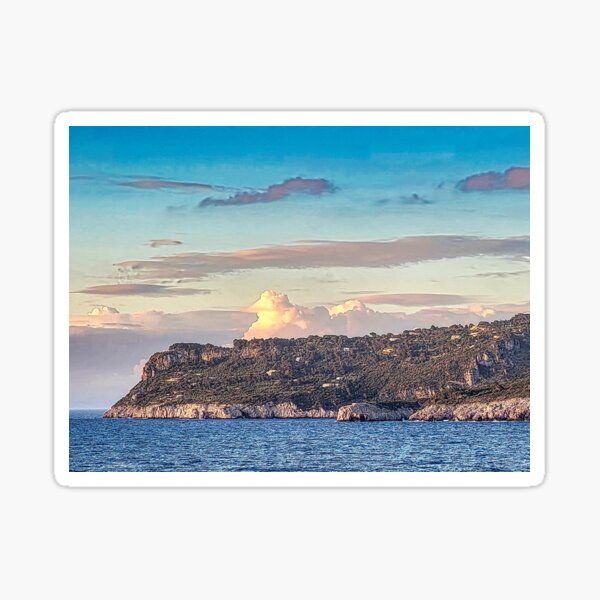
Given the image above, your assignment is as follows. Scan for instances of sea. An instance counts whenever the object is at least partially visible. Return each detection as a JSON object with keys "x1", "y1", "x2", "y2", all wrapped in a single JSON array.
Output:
[{"x1": 69, "y1": 409, "x2": 530, "y2": 472}]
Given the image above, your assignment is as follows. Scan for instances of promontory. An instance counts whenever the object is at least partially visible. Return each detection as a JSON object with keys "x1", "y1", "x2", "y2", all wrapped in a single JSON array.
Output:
[{"x1": 104, "y1": 314, "x2": 530, "y2": 421}]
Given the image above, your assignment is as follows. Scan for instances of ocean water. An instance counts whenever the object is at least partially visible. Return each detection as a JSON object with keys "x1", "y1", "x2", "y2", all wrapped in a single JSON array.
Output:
[{"x1": 69, "y1": 410, "x2": 530, "y2": 472}]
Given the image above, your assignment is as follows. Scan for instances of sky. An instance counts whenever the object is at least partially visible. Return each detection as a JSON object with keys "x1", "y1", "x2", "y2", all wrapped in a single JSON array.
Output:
[{"x1": 69, "y1": 126, "x2": 530, "y2": 407}]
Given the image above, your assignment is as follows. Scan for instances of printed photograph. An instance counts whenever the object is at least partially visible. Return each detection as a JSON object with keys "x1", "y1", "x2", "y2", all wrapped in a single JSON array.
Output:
[{"x1": 67, "y1": 121, "x2": 533, "y2": 473}]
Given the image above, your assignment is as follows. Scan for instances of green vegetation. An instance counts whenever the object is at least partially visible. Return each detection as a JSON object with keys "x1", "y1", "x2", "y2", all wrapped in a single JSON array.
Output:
[{"x1": 111, "y1": 314, "x2": 530, "y2": 413}]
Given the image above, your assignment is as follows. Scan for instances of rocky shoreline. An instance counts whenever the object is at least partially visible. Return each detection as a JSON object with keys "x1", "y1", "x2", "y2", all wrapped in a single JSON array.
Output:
[
  {"x1": 104, "y1": 401, "x2": 337, "y2": 419},
  {"x1": 104, "y1": 396, "x2": 529, "y2": 421}
]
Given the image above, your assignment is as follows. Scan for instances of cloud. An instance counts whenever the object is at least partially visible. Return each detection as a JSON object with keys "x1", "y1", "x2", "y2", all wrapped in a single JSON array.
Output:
[
  {"x1": 132, "y1": 358, "x2": 149, "y2": 378},
  {"x1": 469, "y1": 304, "x2": 497, "y2": 318},
  {"x1": 199, "y1": 177, "x2": 336, "y2": 208},
  {"x1": 69, "y1": 293, "x2": 529, "y2": 407},
  {"x1": 355, "y1": 293, "x2": 471, "y2": 306},
  {"x1": 244, "y1": 292, "x2": 400, "y2": 339},
  {"x1": 377, "y1": 193, "x2": 433, "y2": 206},
  {"x1": 328, "y1": 299, "x2": 368, "y2": 316},
  {"x1": 457, "y1": 167, "x2": 530, "y2": 192},
  {"x1": 490, "y1": 302, "x2": 530, "y2": 313},
  {"x1": 73, "y1": 284, "x2": 210, "y2": 297},
  {"x1": 117, "y1": 235, "x2": 530, "y2": 281},
  {"x1": 401, "y1": 193, "x2": 432, "y2": 205},
  {"x1": 243, "y1": 290, "x2": 529, "y2": 340},
  {"x1": 69, "y1": 309, "x2": 255, "y2": 407},
  {"x1": 147, "y1": 239, "x2": 182, "y2": 248},
  {"x1": 341, "y1": 290, "x2": 383, "y2": 295},
  {"x1": 71, "y1": 307, "x2": 254, "y2": 333},
  {"x1": 244, "y1": 290, "x2": 334, "y2": 339},
  {"x1": 118, "y1": 178, "x2": 229, "y2": 192},
  {"x1": 471, "y1": 269, "x2": 529, "y2": 279},
  {"x1": 87, "y1": 305, "x2": 120, "y2": 316}
]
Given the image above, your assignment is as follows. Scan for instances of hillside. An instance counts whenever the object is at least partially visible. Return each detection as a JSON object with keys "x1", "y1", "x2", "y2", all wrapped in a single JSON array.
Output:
[{"x1": 104, "y1": 314, "x2": 530, "y2": 421}]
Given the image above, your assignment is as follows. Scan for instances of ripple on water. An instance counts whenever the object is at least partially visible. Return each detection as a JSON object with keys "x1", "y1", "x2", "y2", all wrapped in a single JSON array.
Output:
[{"x1": 69, "y1": 410, "x2": 530, "y2": 472}]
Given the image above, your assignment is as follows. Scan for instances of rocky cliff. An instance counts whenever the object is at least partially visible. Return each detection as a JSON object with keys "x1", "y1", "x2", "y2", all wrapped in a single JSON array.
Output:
[{"x1": 104, "y1": 314, "x2": 530, "y2": 421}]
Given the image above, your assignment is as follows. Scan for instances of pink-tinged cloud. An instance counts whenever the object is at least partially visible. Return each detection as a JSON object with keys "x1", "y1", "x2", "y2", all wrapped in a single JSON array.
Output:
[
  {"x1": 73, "y1": 284, "x2": 210, "y2": 297},
  {"x1": 472, "y1": 269, "x2": 529, "y2": 279},
  {"x1": 199, "y1": 177, "x2": 336, "y2": 207},
  {"x1": 119, "y1": 178, "x2": 228, "y2": 192},
  {"x1": 356, "y1": 293, "x2": 471, "y2": 306},
  {"x1": 70, "y1": 307, "x2": 254, "y2": 333},
  {"x1": 116, "y1": 235, "x2": 530, "y2": 281},
  {"x1": 147, "y1": 239, "x2": 182, "y2": 248},
  {"x1": 458, "y1": 167, "x2": 530, "y2": 191}
]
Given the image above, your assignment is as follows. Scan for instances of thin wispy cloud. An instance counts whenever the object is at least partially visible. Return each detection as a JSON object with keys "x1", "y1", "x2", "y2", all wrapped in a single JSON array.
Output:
[
  {"x1": 116, "y1": 235, "x2": 530, "y2": 281},
  {"x1": 377, "y1": 193, "x2": 433, "y2": 206},
  {"x1": 341, "y1": 290, "x2": 383, "y2": 296},
  {"x1": 457, "y1": 167, "x2": 530, "y2": 192},
  {"x1": 70, "y1": 175, "x2": 96, "y2": 181},
  {"x1": 147, "y1": 239, "x2": 183, "y2": 248},
  {"x1": 118, "y1": 178, "x2": 230, "y2": 192},
  {"x1": 70, "y1": 307, "x2": 253, "y2": 332},
  {"x1": 401, "y1": 193, "x2": 433, "y2": 205},
  {"x1": 199, "y1": 177, "x2": 336, "y2": 208},
  {"x1": 73, "y1": 284, "x2": 211, "y2": 297},
  {"x1": 471, "y1": 270, "x2": 529, "y2": 279},
  {"x1": 355, "y1": 293, "x2": 471, "y2": 306}
]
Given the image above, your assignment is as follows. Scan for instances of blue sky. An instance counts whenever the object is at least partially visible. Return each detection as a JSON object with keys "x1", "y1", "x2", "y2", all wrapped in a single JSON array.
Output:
[
  {"x1": 69, "y1": 125, "x2": 530, "y2": 406},
  {"x1": 70, "y1": 125, "x2": 529, "y2": 164}
]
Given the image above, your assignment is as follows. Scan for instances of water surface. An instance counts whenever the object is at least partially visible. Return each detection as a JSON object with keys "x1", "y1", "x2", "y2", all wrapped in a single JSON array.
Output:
[{"x1": 70, "y1": 410, "x2": 529, "y2": 472}]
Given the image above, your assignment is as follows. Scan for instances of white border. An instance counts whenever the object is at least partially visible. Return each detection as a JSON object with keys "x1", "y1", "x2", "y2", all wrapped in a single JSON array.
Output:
[{"x1": 54, "y1": 111, "x2": 545, "y2": 487}]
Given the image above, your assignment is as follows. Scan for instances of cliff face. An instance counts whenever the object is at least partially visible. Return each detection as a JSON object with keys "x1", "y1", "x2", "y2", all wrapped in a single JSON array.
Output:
[
  {"x1": 407, "y1": 397, "x2": 529, "y2": 421},
  {"x1": 106, "y1": 401, "x2": 336, "y2": 419},
  {"x1": 140, "y1": 344, "x2": 230, "y2": 381},
  {"x1": 104, "y1": 314, "x2": 530, "y2": 421},
  {"x1": 335, "y1": 397, "x2": 529, "y2": 421}
]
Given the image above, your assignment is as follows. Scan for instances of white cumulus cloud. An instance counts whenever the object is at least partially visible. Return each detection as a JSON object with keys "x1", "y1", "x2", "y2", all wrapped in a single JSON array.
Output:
[
  {"x1": 244, "y1": 291, "x2": 405, "y2": 339},
  {"x1": 328, "y1": 299, "x2": 368, "y2": 316},
  {"x1": 87, "y1": 305, "x2": 120, "y2": 316},
  {"x1": 243, "y1": 291, "x2": 525, "y2": 340},
  {"x1": 469, "y1": 304, "x2": 497, "y2": 318},
  {"x1": 244, "y1": 290, "x2": 337, "y2": 339}
]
